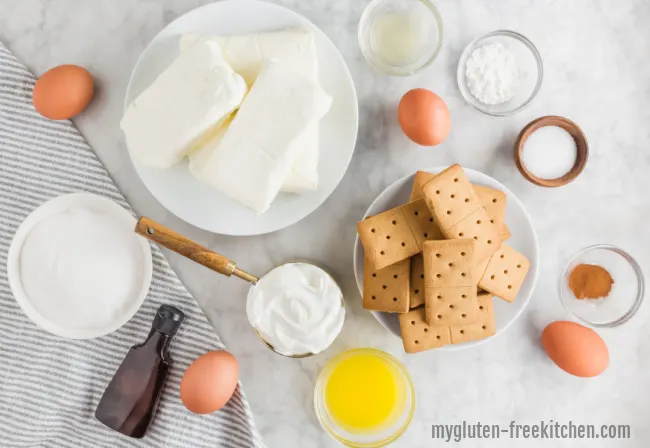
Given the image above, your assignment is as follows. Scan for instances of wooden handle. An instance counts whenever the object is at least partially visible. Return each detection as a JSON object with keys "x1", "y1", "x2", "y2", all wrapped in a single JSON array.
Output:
[{"x1": 135, "y1": 217, "x2": 238, "y2": 278}]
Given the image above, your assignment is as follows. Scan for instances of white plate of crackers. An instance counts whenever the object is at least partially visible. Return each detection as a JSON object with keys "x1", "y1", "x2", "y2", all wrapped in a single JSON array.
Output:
[{"x1": 353, "y1": 165, "x2": 539, "y2": 352}]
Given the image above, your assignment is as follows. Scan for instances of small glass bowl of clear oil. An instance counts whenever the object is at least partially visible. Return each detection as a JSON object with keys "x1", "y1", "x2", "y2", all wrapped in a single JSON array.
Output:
[
  {"x1": 314, "y1": 348, "x2": 415, "y2": 447},
  {"x1": 359, "y1": 0, "x2": 443, "y2": 76}
]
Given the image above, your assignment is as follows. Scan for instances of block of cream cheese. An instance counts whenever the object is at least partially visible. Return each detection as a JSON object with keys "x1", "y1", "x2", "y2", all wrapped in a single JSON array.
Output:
[
  {"x1": 190, "y1": 61, "x2": 332, "y2": 214},
  {"x1": 182, "y1": 30, "x2": 321, "y2": 193},
  {"x1": 121, "y1": 38, "x2": 247, "y2": 169}
]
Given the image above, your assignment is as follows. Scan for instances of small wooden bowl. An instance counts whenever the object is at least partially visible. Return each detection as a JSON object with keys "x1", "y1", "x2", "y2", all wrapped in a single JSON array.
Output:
[{"x1": 514, "y1": 116, "x2": 589, "y2": 187}]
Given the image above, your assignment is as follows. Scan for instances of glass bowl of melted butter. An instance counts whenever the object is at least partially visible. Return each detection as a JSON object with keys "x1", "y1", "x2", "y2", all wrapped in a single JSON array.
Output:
[
  {"x1": 359, "y1": 0, "x2": 443, "y2": 76},
  {"x1": 314, "y1": 348, "x2": 415, "y2": 447}
]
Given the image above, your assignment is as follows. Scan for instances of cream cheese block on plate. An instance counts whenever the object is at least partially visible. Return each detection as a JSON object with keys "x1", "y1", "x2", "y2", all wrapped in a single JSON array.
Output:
[
  {"x1": 121, "y1": 38, "x2": 246, "y2": 169},
  {"x1": 190, "y1": 60, "x2": 332, "y2": 215},
  {"x1": 182, "y1": 29, "x2": 321, "y2": 193}
]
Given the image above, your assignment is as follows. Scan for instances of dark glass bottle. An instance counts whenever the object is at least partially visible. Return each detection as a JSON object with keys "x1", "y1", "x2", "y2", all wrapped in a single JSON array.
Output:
[{"x1": 95, "y1": 305, "x2": 185, "y2": 438}]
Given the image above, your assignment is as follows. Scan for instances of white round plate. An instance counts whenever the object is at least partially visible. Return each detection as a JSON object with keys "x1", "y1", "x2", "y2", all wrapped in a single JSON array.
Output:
[
  {"x1": 353, "y1": 167, "x2": 539, "y2": 350},
  {"x1": 124, "y1": 0, "x2": 359, "y2": 235},
  {"x1": 7, "y1": 193, "x2": 153, "y2": 339}
]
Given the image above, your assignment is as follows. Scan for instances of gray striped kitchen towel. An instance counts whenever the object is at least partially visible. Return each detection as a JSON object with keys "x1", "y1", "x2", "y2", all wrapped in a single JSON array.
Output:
[{"x1": 0, "y1": 41, "x2": 265, "y2": 448}]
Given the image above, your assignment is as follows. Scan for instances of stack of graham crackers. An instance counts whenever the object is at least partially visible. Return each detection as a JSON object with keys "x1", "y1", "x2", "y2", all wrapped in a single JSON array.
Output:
[{"x1": 357, "y1": 165, "x2": 531, "y2": 353}]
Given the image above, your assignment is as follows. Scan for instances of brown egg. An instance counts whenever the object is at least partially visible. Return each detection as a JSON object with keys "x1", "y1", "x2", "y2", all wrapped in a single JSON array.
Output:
[
  {"x1": 180, "y1": 350, "x2": 239, "y2": 414},
  {"x1": 33, "y1": 65, "x2": 94, "y2": 120},
  {"x1": 542, "y1": 321, "x2": 609, "y2": 378},
  {"x1": 398, "y1": 88, "x2": 451, "y2": 146}
]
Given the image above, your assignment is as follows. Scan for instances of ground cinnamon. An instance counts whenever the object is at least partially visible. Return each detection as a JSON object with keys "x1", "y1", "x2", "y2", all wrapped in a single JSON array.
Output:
[{"x1": 568, "y1": 264, "x2": 614, "y2": 299}]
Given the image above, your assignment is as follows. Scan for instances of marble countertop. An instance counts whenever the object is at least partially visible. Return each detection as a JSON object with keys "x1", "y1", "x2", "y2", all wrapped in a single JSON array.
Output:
[{"x1": 3, "y1": 0, "x2": 650, "y2": 446}]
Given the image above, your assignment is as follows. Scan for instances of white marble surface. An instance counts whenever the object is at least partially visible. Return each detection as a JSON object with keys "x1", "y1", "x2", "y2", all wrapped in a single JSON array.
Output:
[{"x1": 2, "y1": 0, "x2": 650, "y2": 446}]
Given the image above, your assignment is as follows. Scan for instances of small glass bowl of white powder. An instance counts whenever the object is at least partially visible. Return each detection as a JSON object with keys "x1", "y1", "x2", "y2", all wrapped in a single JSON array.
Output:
[{"x1": 457, "y1": 30, "x2": 543, "y2": 116}]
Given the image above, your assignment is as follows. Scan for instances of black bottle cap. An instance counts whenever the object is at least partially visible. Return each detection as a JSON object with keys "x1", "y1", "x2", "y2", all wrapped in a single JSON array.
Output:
[{"x1": 152, "y1": 305, "x2": 185, "y2": 336}]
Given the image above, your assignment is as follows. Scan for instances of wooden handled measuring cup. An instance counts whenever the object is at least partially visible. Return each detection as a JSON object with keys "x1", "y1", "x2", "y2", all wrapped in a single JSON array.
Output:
[{"x1": 135, "y1": 217, "x2": 259, "y2": 284}]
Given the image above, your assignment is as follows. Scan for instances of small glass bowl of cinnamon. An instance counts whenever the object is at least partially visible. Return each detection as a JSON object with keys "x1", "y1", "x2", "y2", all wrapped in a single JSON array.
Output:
[{"x1": 560, "y1": 245, "x2": 644, "y2": 328}]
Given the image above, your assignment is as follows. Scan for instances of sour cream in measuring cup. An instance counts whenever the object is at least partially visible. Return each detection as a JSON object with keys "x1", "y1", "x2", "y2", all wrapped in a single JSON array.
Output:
[{"x1": 246, "y1": 262, "x2": 345, "y2": 357}]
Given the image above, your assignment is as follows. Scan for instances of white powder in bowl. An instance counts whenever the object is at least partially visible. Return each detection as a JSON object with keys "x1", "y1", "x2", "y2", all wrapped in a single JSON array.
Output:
[
  {"x1": 18, "y1": 206, "x2": 146, "y2": 332},
  {"x1": 465, "y1": 43, "x2": 520, "y2": 105}
]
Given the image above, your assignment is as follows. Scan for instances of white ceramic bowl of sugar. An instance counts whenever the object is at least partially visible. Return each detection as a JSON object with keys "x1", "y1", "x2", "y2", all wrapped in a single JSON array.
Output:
[
  {"x1": 7, "y1": 193, "x2": 152, "y2": 339},
  {"x1": 457, "y1": 30, "x2": 543, "y2": 116}
]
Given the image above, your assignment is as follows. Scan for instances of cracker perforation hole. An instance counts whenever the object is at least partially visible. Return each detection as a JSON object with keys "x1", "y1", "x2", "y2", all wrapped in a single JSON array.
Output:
[
  {"x1": 386, "y1": 235, "x2": 391, "y2": 240},
  {"x1": 490, "y1": 219, "x2": 494, "y2": 224},
  {"x1": 517, "y1": 264, "x2": 522, "y2": 268},
  {"x1": 380, "y1": 250, "x2": 385, "y2": 255},
  {"x1": 437, "y1": 295, "x2": 442, "y2": 300},
  {"x1": 414, "y1": 211, "x2": 419, "y2": 216},
  {"x1": 429, "y1": 218, "x2": 434, "y2": 223},
  {"x1": 435, "y1": 190, "x2": 440, "y2": 194},
  {"x1": 393, "y1": 297, "x2": 397, "y2": 302},
  {"x1": 448, "y1": 262, "x2": 454, "y2": 267},
  {"x1": 479, "y1": 306, "x2": 484, "y2": 310},
  {"x1": 436, "y1": 335, "x2": 441, "y2": 340},
  {"x1": 392, "y1": 220, "x2": 397, "y2": 225},
  {"x1": 500, "y1": 254, "x2": 505, "y2": 259},
  {"x1": 414, "y1": 340, "x2": 419, "y2": 344},
  {"x1": 371, "y1": 228, "x2": 375, "y2": 233},
  {"x1": 507, "y1": 285, "x2": 513, "y2": 289},
  {"x1": 411, "y1": 320, "x2": 415, "y2": 325},
  {"x1": 420, "y1": 274, "x2": 425, "y2": 279},
  {"x1": 473, "y1": 236, "x2": 478, "y2": 240},
  {"x1": 414, "y1": 289, "x2": 420, "y2": 294},
  {"x1": 461, "y1": 313, "x2": 466, "y2": 318},
  {"x1": 372, "y1": 273, "x2": 377, "y2": 278},
  {"x1": 461, "y1": 294, "x2": 467, "y2": 298},
  {"x1": 453, "y1": 178, "x2": 459, "y2": 182},
  {"x1": 393, "y1": 274, "x2": 399, "y2": 279},
  {"x1": 435, "y1": 253, "x2": 441, "y2": 258},
  {"x1": 382, "y1": 285, "x2": 387, "y2": 289},
  {"x1": 477, "y1": 220, "x2": 481, "y2": 224},
  {"x1": 461, "y1": 272, "x2": 466, "y2": 277},
  {"x1": 437, "y1": 314, "x2": 442, "y2": 319},
  {"x1": 460, "y1": 252, "x2": 466, "y2": 256},
  {"x1": 424, "y1": 328, "x2": 428, "y2": 333},
  {"x1": 372, "y1": 296, "x2": 376, "y2": 300},
  {"x1": 504, "y1": 270, "x2": 509, "y2": 274},
  {"x1": 449, "y1": 304, "x2": 454, "y2": 309},
  {"x1": 446, "y1": 210, "x2": 452, "y2": 215},
  {"x1": 459, "y1": 232, "x2": 464, "y2": 237},
  {"x1": 487, "y1": 240, "x2": 492, "y2": 244},
  {"x1": 492, "y1": 198, "x2": 497, "y2": 203},
  {"x1": 424, "y1": 233, "x2": 429, "y2": 238},
  {"x1": 451, "y1": 194, "x2": 455, "y2": 199},
  {"x1": 482, "y1": 325, "x2": 487, "y2": 330},
  {"x1": 460, "y1": 330, "x2": 465, "y2": 334},
  {"x1": 464, "y1": 198, "x2": 470, "y2": 203},
  {"x1": 490, "y1": 275, "x2": 495, "y2": 280},
  {"x1": 436, "y1": 274, "x2": 441, "y2": 278}
]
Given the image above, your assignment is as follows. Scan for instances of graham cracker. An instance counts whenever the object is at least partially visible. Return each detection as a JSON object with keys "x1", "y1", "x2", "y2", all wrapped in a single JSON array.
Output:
[
  {"x1": 500, "y1": 224, "x2": 512, "y2": 242},
  {"x1": 422, "y1": 239, "x2": 482, "y2": 288},
  {"x1": 450, "y1": 294, "x2": 497, "y2": 344},
  {"x1": 399, "y1": 306, "x2": 451, "y2": 353},
  {"x1": 479, "y1": 244, "x2": 530, "y2": 302},
  {"x1": 409, "y1": 254, "x2": 425, "y2": 309},
  {"x1": 411, "y1": 168, "x2": 510, "y2": 242},
  {"x1": 473, "y1": 185, "x2": 507, "y2": 227},
  {"x1": 410, "y1": 171, "x2": 437, "y2": 201},
  {"x1": 422, "y1": 239, "x2": 482, "y2": 326},
  {"x1": 425, "y1": 286, "x2": 478, "y2": 327},
  {"x1": 402, "y1": 199, "x2": 444, "y2": 247},
  {"x1": 421, "y1": 165, "x2": 482, "y2": 231},
  {"x1": 445, "y1": 206, "x2": 502, "y2": 262},
  {"x1": 363, "y1": 257, "x2": 410, "y2": 313},
  {"x1": 357, "y1": 208, "x2": 419, "y2": 270}
]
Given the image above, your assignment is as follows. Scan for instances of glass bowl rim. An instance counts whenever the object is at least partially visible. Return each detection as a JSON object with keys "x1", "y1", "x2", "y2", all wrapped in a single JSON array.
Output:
[
  {"x1": 558, "y1": 244, "x2": 645, "y2": 328},
  {"x1": 313, "y1": 348, "x2": 416, "y2": 447},
  {"x1": 358, "y1": 0, "x2": 444, "y2": 77},
  {"x1": 456, "y1": 29, "x2": 544, "y2": 116}
]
